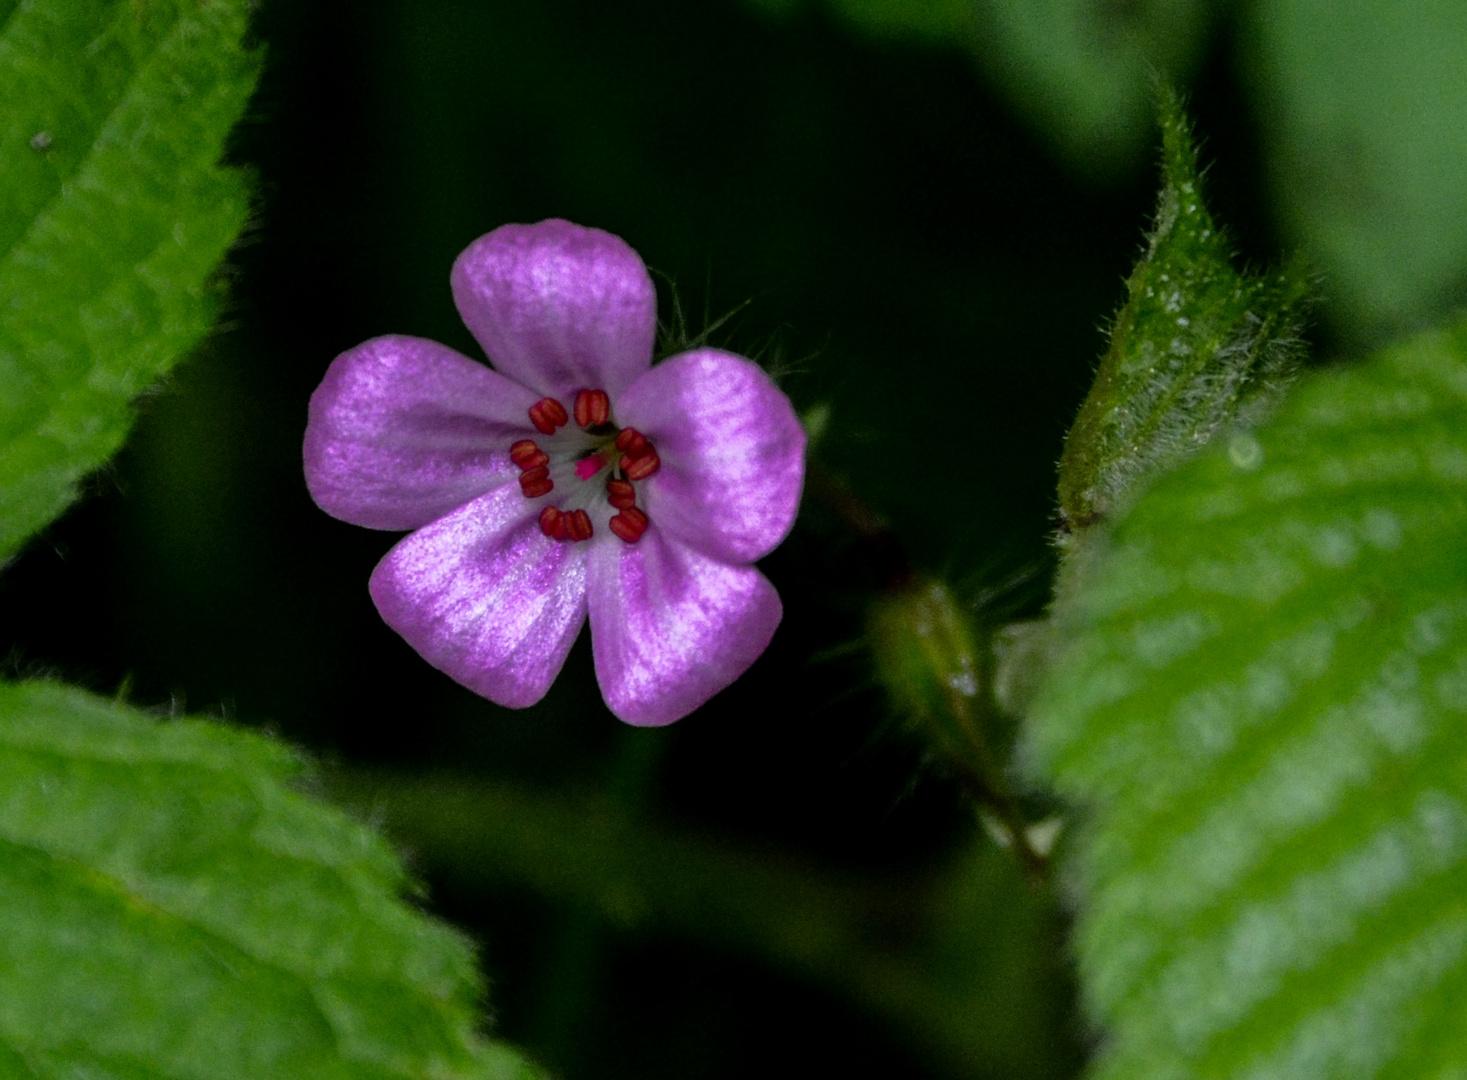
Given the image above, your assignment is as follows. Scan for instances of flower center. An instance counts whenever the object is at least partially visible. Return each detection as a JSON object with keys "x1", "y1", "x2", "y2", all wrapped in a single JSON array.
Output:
[{"x1": 509, "y1": 389, "x2": 660, "y2": 544}]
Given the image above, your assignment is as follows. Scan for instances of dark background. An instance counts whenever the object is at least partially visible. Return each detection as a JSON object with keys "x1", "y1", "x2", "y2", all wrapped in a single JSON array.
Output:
[{"x1": 0, "y1": 2, "x2": 1285, "y2": 1076}]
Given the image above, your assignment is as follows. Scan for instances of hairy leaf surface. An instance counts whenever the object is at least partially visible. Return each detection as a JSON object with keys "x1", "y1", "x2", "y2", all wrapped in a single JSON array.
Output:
[
  {"x1": 1030, "y1": 317, "x2": 1467, "y2": 1079},
  {"x1": 0, "y1": 680, "x2": 539, "y2": 1080},
  {"x1": 1057, "y1": 93, "x2": 1309, "y2": 534},
  {"x1": 0, "y1": 0, "x2": 256, "y2": 561}
]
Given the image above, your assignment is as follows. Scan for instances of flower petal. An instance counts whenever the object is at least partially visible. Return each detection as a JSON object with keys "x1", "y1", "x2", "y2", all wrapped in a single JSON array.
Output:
[
  {"x1": 305, "y1": 335, "x2": 540, "y2": 530},
  {"x1": 370, "y1": 485, "x2": 588, "y2": 708},
  {"x1": 587, "y1": 530, "x2": 782, "y2": 726},
  {"x1": 451, "y1": 220, "x2": 657, "y2": 403},
  {"x1": 617, "y1": 349, "x2": 806, "y2": 564}
]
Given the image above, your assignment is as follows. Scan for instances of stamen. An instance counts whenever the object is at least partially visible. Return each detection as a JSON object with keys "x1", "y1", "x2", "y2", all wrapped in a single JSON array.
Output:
[
  {"x1": 621, "y1": 450, "x2": 660, "y2": 480},
  {"x1": 510, "y1": 440, "x2": 549, "y2": 470},
  {"x1": 615, "y1": 427, "x2": 647, "y2": 456},
  {"x1": 528, "y1": 397, "x2": 569, "y2": 435},
  {"x1": 574, "y1": 389, "x2": 610, "y2": 428},
  {"x1": 606, "y1": 479, "x2": 636, "y2": 509},
  {"x1": 567, "y1": 509, "x2": 594, "y2": 542},
  {"x1": 519, "y1": 412, "x2": 663, "y2": 540},
  {"x1": 609, "y1": 505, "x2": 649, "y2": 543},
  {"x1": 519, "y1": 465, "x2": 553, "y2": 498},
  {"x1": 509, "y1": 439, "x2": 542, "y2": 467}
]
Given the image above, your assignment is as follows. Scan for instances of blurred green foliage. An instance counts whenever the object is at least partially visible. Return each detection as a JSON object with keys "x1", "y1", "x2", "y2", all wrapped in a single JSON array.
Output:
[
  {"x1": 0, "y1": 681, "x2": 540, "y2": 1079},
  {"x1": 754, "y1": 0, "x2": 1467, "y2": 337},
  {"x1": 1030, "y1": 314, "x2": 1467, "y2": 1079},
  {"x1": 0, "y1": 0, "x2": 256, "y2": 561},
  {"x1": 333, "y1": 766, "x2": 1079, "y2": 1079},
  {"x1": 1246, "y1": 0, "x2": 1467, "y2": 338},
  {"x1": 747, "y1": 0, "x2": 1215, "y2": 176}
]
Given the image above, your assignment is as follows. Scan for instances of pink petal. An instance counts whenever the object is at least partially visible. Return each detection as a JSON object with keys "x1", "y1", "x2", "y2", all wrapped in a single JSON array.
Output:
[
  {"x1": 451, "y1": 220, "x2": 657, "y2": 403},
  {"x1": 616, "y1": 349, "x2": 806, "y2": 564},
  {"x1": 587, "y1": 530, "x2": 782, "y2": 726},
  {"x1": 370, "y1": 485, "x2": 588, "y2": 708},
  {"x1": 304, "y1": 335, "x2": 540, "y2": 530}
]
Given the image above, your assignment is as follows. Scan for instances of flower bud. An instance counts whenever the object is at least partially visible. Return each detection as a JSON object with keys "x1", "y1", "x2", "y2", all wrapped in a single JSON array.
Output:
[{"x1": 867, "y1": 579, "x2": 984, "y2": 746}]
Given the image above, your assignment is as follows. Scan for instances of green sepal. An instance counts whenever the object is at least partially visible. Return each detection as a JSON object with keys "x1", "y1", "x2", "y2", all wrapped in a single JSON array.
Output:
[{"x1": 1057, "y1": 89, "x2": 1311, "y2": 535}]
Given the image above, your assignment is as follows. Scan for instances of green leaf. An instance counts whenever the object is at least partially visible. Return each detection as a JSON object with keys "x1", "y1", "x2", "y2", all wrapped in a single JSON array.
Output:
[
  {"x1": 1057, "y1": 93, "x2": 1310, "y2": 534},
  {"x1": 0, "y1": 0, "x2": 257, "y2": 562},
  {"x1": 1247, "y1": 0, "x2": 1467, "y2": 336},
  {"x1": 0, "y1": 680, "x2": 541, "y2": 1080},
  {"x1": 1028, "y1": 316, "x2": 1467, "y2": 1078}
]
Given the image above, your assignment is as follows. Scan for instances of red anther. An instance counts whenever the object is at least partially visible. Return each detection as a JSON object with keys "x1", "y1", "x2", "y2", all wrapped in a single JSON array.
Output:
[
  {"x1": 539, "y1": 506, "x2": 561, "y2": 536},
  {"x1": 615, "y1": 427, "x2": 647, "y2": 456},
  {"x1": 510, "y1": 439, "x2": 542, "y2": 467},
  {"x1": 553, "y1": 513, "x2": 571, "y2": 541},
  {"x1": 574, "y1": 389, "x2": 610, "y2": 428},
  {"x1": 606, "y1": 479, "x2": 636, "y2": 509},
  {"x1": 529, "y1": 397, "x2": 569, "y2": 434},
  {"x1": 567, "y1": 509, "x2": 594, "y2": 542},
  {"x1": 519, "y1": 466, "x2": 553, "y2": 498},
  {"x1": 513, "y1": 446, "x2": 549, "y2": 470},
  {"x1": 609, "y1": 508, "x2": 648, "y2": 543},
  {"x1": 622, "y1": 450, "x2": 660, "y2": 481}
]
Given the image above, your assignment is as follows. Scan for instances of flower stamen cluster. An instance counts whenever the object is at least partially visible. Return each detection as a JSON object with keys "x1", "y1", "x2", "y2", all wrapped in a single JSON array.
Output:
[{"x1": 505, "y1": 388, "x2": 663, "y2": 545}]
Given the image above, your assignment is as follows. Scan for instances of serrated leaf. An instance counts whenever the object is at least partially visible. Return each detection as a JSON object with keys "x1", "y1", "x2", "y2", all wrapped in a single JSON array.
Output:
[
  {"x1": 1028, "y1": 316, "x2": 1467, "y2": 1079},
  {"x1": 1247, "y1": 0, "x2": 1467, "y2": 336},
  {"x1": 0, "y1": 680, "x2": 541, "y2": 1080},
  {"x1": 0, "y1": 0, "x2": 258, "y2": 562},
  {"x1": 1057, "y1": 93, "x2": 1310, "y2": 533}
]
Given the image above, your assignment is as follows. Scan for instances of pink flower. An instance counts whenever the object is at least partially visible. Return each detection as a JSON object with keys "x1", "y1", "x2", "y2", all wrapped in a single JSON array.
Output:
[{"x1": 304, "y1": 220, "x2": 806, "y2": 726}]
